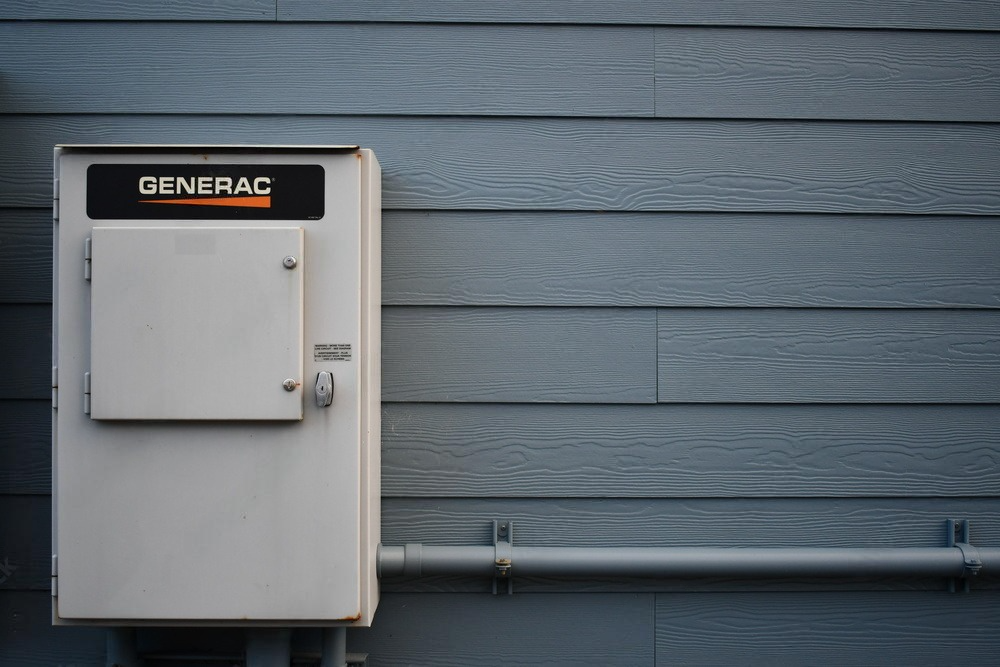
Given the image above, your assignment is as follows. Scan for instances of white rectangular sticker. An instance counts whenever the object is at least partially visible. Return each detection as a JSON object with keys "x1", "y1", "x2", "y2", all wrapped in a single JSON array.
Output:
[{"x1": 314, "y1": 343, "x2": 352, "y2": 362}]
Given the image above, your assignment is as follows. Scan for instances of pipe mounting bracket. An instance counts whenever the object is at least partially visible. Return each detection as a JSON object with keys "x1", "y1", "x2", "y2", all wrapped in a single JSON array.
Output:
[
  {"x1": 956, "y1": 541, "x2": 983, "y2": 578},
  {"x1": 947, "y1": 519, "x2": 980, "y2": 593},
  {"x1": 493, "y1": 520, "x2": 513, "y2": 595}
]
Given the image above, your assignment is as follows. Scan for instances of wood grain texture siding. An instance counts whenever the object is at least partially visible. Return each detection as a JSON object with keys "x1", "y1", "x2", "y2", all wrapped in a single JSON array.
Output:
[
  {"x1": 277, "y1": 0, "x2": 1000, "y2": 31},
  {"x1": 0, "y1": 23, "x2": 652, "y2": 117},
  {"x1": 383, "y1": 211, "x2": 1000, "y2": 307},
  {"x1": 9, "y1": 209, "x2": 1000, "y2": 307},
  {"x1": 380, "y1": 565, "x2": 999, "y2": 594},
  {"x1": 0, "y1": 209, "x2": 51, "y2": 305},
  {"x1": 0, "y1": 0, "x2": 273, "y2": 20},
  {"x1": 380, "y1": 498, "x2": 1000, "y2": 547},
  {"x1": 7, "y1": 115, "x2": 1000, "y2": 214},
  {"x1": 658, "y1": 309, "x2": 1000, "y2": 403},
  {"x1": 655, "y1": 28, "x2": 1000, "y2": 121},
  {"x1": 5, "y1": 117, "x2": 1000, "y2": 213},
  {"x1": 382, "y1": 404, "x2": 1000, "y2": 498},
  {"x1": 382, "y1": 307, "x2": 656, "y2": 403},
  {"x1": 0, "y1": 497, "x2": 50, "y2": 592},
  {"x1": 349, "y1": 593, "x2": 654, "y2": 667},
  {"x1": 0, "y1": 592, "x2": 104, "y2": 666},
  {"x1": 1, "y1": 8, "x2": 998, "y2": 664},
  {"x1": 0, "y1": 402, "x2": 49, "y2": 495},
  {"x1": 656, "y1": 592, "x2": 1000, "y2": 665},
  {"x1": 9, "y1": 24, "x2": 998, "y2": 121},
  {"x1": 13, "y1": 402, "x2": 998, "y2": 497},
  {"x1": 0, "y1": 306, "x2": 50, "y2": 401}
]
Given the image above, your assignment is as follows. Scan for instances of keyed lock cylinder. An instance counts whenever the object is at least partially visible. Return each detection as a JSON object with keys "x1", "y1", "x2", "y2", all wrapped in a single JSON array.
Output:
[{"x1": 316, "y1": 371, "x2": 334, "y2": 407}]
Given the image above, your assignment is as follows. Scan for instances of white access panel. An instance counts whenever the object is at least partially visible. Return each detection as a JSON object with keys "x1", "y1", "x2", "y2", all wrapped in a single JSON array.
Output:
[
  {"x1": 52, "y1": 146, "x2": 381, "y2": 625},
  {"x1": 90, "y1": 226, "x2": 304, "y2": 420}
]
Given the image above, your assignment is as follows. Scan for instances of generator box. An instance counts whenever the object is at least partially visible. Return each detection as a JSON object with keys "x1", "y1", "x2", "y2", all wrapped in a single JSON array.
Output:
[{"x1": 52, "y1": 145, "x2": 380, "y2": 625}]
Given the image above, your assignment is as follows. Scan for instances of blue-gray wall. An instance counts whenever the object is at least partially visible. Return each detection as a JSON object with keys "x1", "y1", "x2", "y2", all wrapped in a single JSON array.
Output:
[{"x1": 2, "y1": 3, "x2": 1000, "y2": 665}]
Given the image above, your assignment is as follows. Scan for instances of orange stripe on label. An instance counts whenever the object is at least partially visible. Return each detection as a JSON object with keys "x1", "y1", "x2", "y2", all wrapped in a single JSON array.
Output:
[{"x1": 138, "y1": 196, "x2": 271, "y2": 208}]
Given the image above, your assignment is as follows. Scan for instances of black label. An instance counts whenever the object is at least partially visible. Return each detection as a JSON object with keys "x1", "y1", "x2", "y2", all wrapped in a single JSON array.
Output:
[{"x1": 87, "y1": 164, "x2": 325, "y2": 220}]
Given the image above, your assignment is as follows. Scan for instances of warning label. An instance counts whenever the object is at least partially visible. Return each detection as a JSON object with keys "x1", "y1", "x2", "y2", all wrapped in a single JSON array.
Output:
[{"x1": 314, "y1": 343, "x2": 352, "y2": 362}]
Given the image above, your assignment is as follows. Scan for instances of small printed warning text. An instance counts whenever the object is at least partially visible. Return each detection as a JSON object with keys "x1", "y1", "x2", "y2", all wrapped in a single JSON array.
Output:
[{"x1": 314, "y1": 343, "x2": 352, "y2": 362}]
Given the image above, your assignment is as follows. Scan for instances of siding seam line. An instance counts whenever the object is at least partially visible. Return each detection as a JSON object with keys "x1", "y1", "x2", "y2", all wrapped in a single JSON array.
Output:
[
  {"x1": 651, "y1": 28, "x2": 657, "y2": 118},
  {"x1": 655, "y1": 308, "x2": 659, "y2": 404}
]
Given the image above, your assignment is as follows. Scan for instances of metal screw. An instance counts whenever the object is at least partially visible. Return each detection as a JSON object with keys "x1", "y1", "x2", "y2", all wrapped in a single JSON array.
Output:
[
  {"x1": 282, "y1": 379, "x2": 297, "y2": 391},
  {"x1": 282, "y1": 256, "x2": 298, "y2": 269}
]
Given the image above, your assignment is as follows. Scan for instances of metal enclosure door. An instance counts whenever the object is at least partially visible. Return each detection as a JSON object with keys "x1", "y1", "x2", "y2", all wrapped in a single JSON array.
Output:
[{"x1": 89, "y1": 226, "x2": 304, "y2": 421}]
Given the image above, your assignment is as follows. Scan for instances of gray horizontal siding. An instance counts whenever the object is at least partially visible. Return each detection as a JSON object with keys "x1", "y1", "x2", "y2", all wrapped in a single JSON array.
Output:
[
  {"x1": 382, "y1": 211, "x2": 1000, "y2": 308},
  {"x1": 276, "y1": 1, "x2": 1000, "y2": 31},
  {"x1": 10, "y1": 0, "x2": 995, "y2": 30},
  {"x1": 11, "y1": 209, "x2": 1000, "y2": 308},
  {"x1": 658, "y1": 309, "x2": 1000, "y2": 403},
  {"x1": 5, "y1": 25, "x2": 998, "y2": 121},
  {"x1": 350, "y1": 593, "x2": 654, "y2": 667},
  {"x1": 0, "y1": 402, "x2": 48, "y2": 495},
  {"x1": 5, "y1": 117, "x2": 999, "y2": 213},
  {"x1": 1, "y1": 8, "x2": 998, "y2": 663},
  {"x1": 0, "y1": 592, "x2": 104, "y2": 667},
  {"x1": 654, "y1": 28, "x2": 1000, "y2": 121},
  {"x1": 382, "y1": 307, "x2": 657, "y2": 403},
  {"x1": 0, "y1": 306, "x2": 49, "y2": 400},
  {"x1": 382, "y1": 404, "x2": 1000, "y2": 498},
  {"x1": 0, "y1": 497, "x2": 49, "y2": 592},
  {"x1": 7, "y1": 402, "x2": 999, "y2": 498},
  {"x1": 7, "y1": 588, "x2": 1000, "y2": 667},
  {"x1": 0, "y1": 23, "x2": 652, "y2": 117},
  {"x1": 0, "y1": 210, "x2": 50, "y2": 304},
  {"x1": 380, "y1": 498, "x2": 1000, "y2": 548},
  {"x1": 380, "y1": 570, "x2": 999, "y2": 595},
  {"x1": 8, "y1": 1, "x2": 998, "y2": 30},
  {"x1": 0, "y1": 0, "x2": 273, "y2": 20},
  {"x1": 655, "y1": 592, "x2": 1000, "y2": 666}
]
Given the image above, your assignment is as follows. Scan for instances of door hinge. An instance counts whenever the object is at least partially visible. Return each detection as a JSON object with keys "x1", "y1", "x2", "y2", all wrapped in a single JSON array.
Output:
[
  {"x1": 53, "y1": 177, "x2": 60, "y2": 222},
  {"x1": 83, "y1": 372, "x2": 91, "y2": 415},
  {"x1": 51, "y1": 366, "x2": 58, "y2": 409},
  {"x1": 51, "y1": 554, "x2": 57, "y2": 597},
  {"x1": 84, "y1": 237, "x2": 92, "y2": 281}
]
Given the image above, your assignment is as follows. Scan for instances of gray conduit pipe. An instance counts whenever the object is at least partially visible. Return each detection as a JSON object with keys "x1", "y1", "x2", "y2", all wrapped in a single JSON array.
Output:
[
  {"x1": 105, "y1": 627, "x2": 138, "y2": 667},
  {"x1": 378, "y1": 545, "x2": 999, "y2": 579},
  {"x1": 245, "y1": 628, "x2": 292, "y2": 667},
  {"x1": 321, "y1": 626, "x2": 348, "y2": 667}
]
